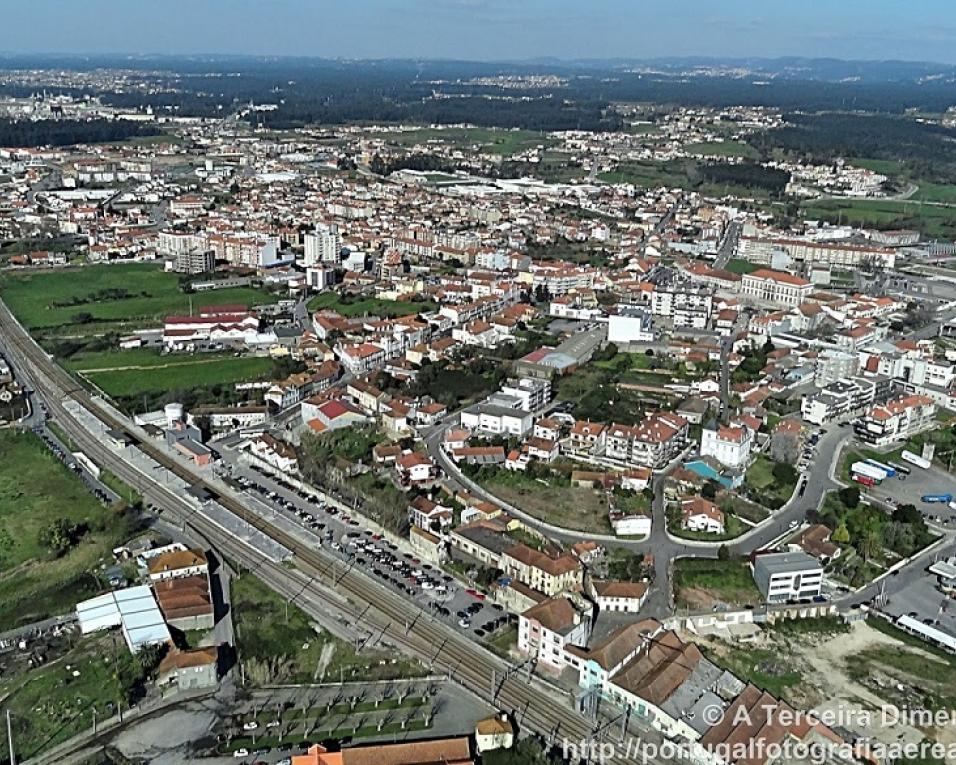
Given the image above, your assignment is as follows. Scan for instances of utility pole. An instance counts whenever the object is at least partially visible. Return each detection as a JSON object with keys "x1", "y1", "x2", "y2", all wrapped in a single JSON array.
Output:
[{"x1": 6, "y1": 709, "x2": 15, "y2": 765}]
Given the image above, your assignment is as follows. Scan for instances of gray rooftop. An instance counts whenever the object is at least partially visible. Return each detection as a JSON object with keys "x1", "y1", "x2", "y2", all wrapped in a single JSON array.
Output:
[{"x1": 753, "y1": 551, "x2": 821, "y2": 575}]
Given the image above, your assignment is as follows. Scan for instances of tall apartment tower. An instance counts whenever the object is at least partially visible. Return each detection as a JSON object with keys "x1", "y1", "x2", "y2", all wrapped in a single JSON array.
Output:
[{"x1": 304, "y1": 223, "x2": 342, "y2": 266}]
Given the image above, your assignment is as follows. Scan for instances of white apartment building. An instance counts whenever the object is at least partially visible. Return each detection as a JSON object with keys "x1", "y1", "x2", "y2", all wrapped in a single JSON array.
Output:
[
  {"x1": 460, "y1": 402, "x2": 532, "y2": 437},
  {"x1": 608, "y1": 308, "x2": 654, "y2": 344},
  {"x1": 499, "y1": 377, "x2": 551, "y2": 412},
  {"x1": 700, "y1": 422, "x2": 752, "y2": 469},
  {"x1": 304, "y1": 223, "x2": 342, "y2": 265},
  {"x1": 651, "y1": 286, "x2": 713, "y2": 329},
  {"x1": 800, "y1": 376, "x2": 884, "y2": 426},
  {"x1": 856, "y1": 394, "x2": 937, "y2": 447},
  {"x1": 737, "y1": 236, "x2": 896, "y2": 270},
  {"x1": 753, "y1": 552, "x2": 823, "y2": 603}
]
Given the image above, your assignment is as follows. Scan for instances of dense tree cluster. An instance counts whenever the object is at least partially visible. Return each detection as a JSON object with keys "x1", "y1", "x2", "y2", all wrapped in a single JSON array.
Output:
[
  {"x1": 750, "y1": 113, "x2": 956, "y2": 182},
  {"x1": 0, "y1": 118, "x2": 160, "y2": 147}
]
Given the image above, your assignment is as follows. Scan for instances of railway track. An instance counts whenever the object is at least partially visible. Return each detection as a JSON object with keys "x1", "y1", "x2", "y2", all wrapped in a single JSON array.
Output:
[{"x1": 0, "y1": 300, "x2": 655, "y2": 764}]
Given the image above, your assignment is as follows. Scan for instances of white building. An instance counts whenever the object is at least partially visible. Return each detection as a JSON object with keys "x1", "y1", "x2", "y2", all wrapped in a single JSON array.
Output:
[
  {"x1": 700, "y1": 422, "x2": 752, "y2": 469},
  {"x1": 740, "y1": 269, "x2": 813, "y2": 307},
  {"x1": 608, "y1": 307, "x2": 654, "y2": 345},
  {"x1": 856, "y1": 394, "x2": 937, "y2": 447},
  {"x1": 460, "y1": 402, "x2": 533, "y2": 437},
  {"x1": 752, "y1": 551, "x2": 823, "y2": 603},
  {"x1": 304, "y1": 223, "x2": 342, "y2": 265}
]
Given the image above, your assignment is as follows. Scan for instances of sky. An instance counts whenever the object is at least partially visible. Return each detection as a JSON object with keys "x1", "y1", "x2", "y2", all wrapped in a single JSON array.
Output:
[{"x1": 6, "y1": 0, "x2": 956, "y2": 64}]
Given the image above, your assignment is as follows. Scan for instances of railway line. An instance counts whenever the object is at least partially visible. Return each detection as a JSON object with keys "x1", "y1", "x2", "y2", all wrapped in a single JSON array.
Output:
[{"x1": 0, "y1": 300, "x2": 655, "y2": 765}]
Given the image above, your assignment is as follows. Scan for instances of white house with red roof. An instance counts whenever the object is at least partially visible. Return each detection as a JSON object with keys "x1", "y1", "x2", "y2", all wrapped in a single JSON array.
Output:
[
  {"x1": 680, "y1": 496, "x2": 726, "y2": 534},
  {"x1": 395, "y1": 451, "x2": 438, "y2": 487},
  {"x1": 700, "y1": 421, "x2": 752, "y2": 469}
]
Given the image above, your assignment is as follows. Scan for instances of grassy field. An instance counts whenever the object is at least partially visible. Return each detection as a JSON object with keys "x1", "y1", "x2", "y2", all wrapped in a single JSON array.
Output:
[
  {"x1": 119, "y1": 132, "x2": 185, "y2": 146},
  {"x1": 481, "y1": 469, "x2": 614, "y2": 534},
  {"x1": 745, "y1": 455, "x2": 798, "y2": 509},
  {"x1": 0, "y1": 264, "x2": 275, "y2": 333},
  {"x1": 0, "y1": 430, "x2": 124, "y2": 630},
  {"x1": 674, "y1": 557, "x2": 761, "y2": 610},
  {"x1": 800, "y1": 198, "x2": 956, "y2": 239},
  {"x1": 598, "y1": 160, "x2": 689, "y2": 188},
  {"x1": 308, "y1": 291, "x2": 436, "y2": 318},
  {"x1": 708, "y1": 643, "x2": 805, "y2": 699},
  {"x1": 233, "y1": 573, "x2": 423, "y2": 685},
  {"x1": 726, "y1": 258, "x2": 761, "y2": 274},
  {"x1": 685, "y1": 140, "x2": 760, "y2": 159},
  {"x1": 77, "y1": 354, "x2": 274, "y2": 398},
  {"x1": 0, "y1": 633, "x2": 128, "y2": 760},
  {"x1": 375, "y1": 126, "x2": 552, "y2": 156}
]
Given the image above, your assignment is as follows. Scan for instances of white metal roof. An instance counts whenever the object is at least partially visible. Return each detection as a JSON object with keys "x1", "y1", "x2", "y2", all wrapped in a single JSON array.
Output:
[
  {"x1": 896, "y1": 614, "x2": 956, "y2": 652},
  {"x1": 76, "y1": 585, "x2": 171, "y2": 653}
]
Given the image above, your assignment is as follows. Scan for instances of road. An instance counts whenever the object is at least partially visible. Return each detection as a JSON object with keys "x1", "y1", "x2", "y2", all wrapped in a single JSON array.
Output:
[
  {"x1": 714, "y1": 220, "x2": 742, "y2": 270},
  {"x1": 424, "y1": 404, "x2": 849, "y2": 618},
  {"x1": 0, "y1": 298, "x2": 658, "y2": 765}
]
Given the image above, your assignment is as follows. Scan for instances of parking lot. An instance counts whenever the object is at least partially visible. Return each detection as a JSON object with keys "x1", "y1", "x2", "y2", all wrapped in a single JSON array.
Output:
[
  {"x1": 879, "y1": 541, "x2": 956, "y2": 635},
  {"x1": 860, "y1": 460, "x2": 956, "y2": 526},
  {"x1": 221, "y1": 459, "x2": 515, "y2": 645}
]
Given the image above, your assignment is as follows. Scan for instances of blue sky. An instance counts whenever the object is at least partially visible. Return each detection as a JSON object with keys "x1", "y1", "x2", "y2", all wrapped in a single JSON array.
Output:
[{"x1": 6, "y1": 0, "x2": 956, "y2": 63}]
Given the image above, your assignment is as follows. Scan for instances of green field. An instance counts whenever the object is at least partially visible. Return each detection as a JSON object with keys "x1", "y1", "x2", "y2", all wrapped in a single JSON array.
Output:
[
  {"x1": 0, "y1": 264, "x2": 276, "y2": 333},
  {"x1": 800, "y1": 198, "x2": 956, "y2": 239},
  {"x1": 851, "y1": 158, "x2": 905, "y2": 175},
  {"x1": 0, "y1": 431, "x2": 125, "y2": 630},
  {"x1": 1, "y1": 633, "x2": 131, "y2": 760},
  {"x1": 80, "y1": 355, "x2": 274, "y2": 398},
  {"x1": 726, "y1": 258, "x2": 761, "y2": 274},
  {"x1": 375, "y1": 126, "x2": 552, "y2": 156},
  {"x1": 685, "y1": 140, "x2": 760, "y2": 159},
  {"x1": 598, "y1": 160, "x2": 689, "y2": 188},
  {"x1": 674, "y1": 557, "x2": 761, "y2": 610},
  {"x1": 911, "y1": 182, "x2": 956, "y2": 204},
  {"x1": 308, "y1": 291, "x2": 436, "y2": 318},
  {"x1": 745, "y1": 455, "x2": 798, "y2": 510},
  {"x1": 119, "y1": 132, "x2": 185, "y2": 146}
]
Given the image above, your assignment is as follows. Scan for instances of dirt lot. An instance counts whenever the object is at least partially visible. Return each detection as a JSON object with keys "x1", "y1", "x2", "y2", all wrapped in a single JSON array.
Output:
[
  {"x1": 691, "y1": 618, "x2": 956, "y2": 753},
  {"x1": 488, "y1": 482, "x2": 615, "y2": 534}
]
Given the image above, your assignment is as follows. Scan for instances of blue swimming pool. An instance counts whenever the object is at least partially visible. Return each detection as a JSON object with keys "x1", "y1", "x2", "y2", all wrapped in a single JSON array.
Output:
[{"x1": 685, "y1": 460, "x2": 736, "y2": 487}]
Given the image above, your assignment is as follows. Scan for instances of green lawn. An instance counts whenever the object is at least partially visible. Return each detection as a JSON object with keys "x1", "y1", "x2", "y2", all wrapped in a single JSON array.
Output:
[
  {"x1": 0, "y1": 264, "x2": 275, "y2": 332},
  {"x1": 0, "y1": 431, "x2": 126, "y2": 630},
  {"x1": 598, "y1": 160, "x2": 688, "y2": 188},
  {"x1": 726, "y1": 258, "x2": 761, "y2": 274},
  {"x1": 800, "y1": 198, "x2": 956, "y2": 239},
  {"x1": 374, "y1": 126, "x2": 552, "y2": 156},
  {"x1": 685, "y1": 140, "x2": 760, "y2": 160},
  {"x1": 308, "y1": 291, "x2": 436, "y2": 318},
  {"x1": 233, "y1": 573, "x2": 423, "y2": 685},
  {"x1": 851, "y1": 158, "x2": 905, "y2": 175},
  {"x1": 81, "y1": 355, "x2": 274, "y2": 398},
  {"x1": 674, "y1": 558, "x2": 761, "y2": 609},
  {"x1": 911, "y1": 182, "x2": 956, "y2": 203},
  {"x1": 745, "y1": 455, "x2": 798, "y2": 510}
]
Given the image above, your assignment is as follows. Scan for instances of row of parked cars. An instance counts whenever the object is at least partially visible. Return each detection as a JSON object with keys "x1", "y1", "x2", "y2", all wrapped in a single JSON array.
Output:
[{"x1": 231, "y1": 463, "x2": 514, "y2": 645}]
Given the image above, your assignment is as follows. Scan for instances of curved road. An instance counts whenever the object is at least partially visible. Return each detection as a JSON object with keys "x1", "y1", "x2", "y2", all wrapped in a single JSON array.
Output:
[{"x1": 424, "y1": 416, "x2": 850, "y2": 617}]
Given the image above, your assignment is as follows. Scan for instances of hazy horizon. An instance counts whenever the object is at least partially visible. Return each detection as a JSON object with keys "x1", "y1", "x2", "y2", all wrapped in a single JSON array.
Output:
[{"x1": 7, "y1": 0, "x2": 956, "y2": 66}]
